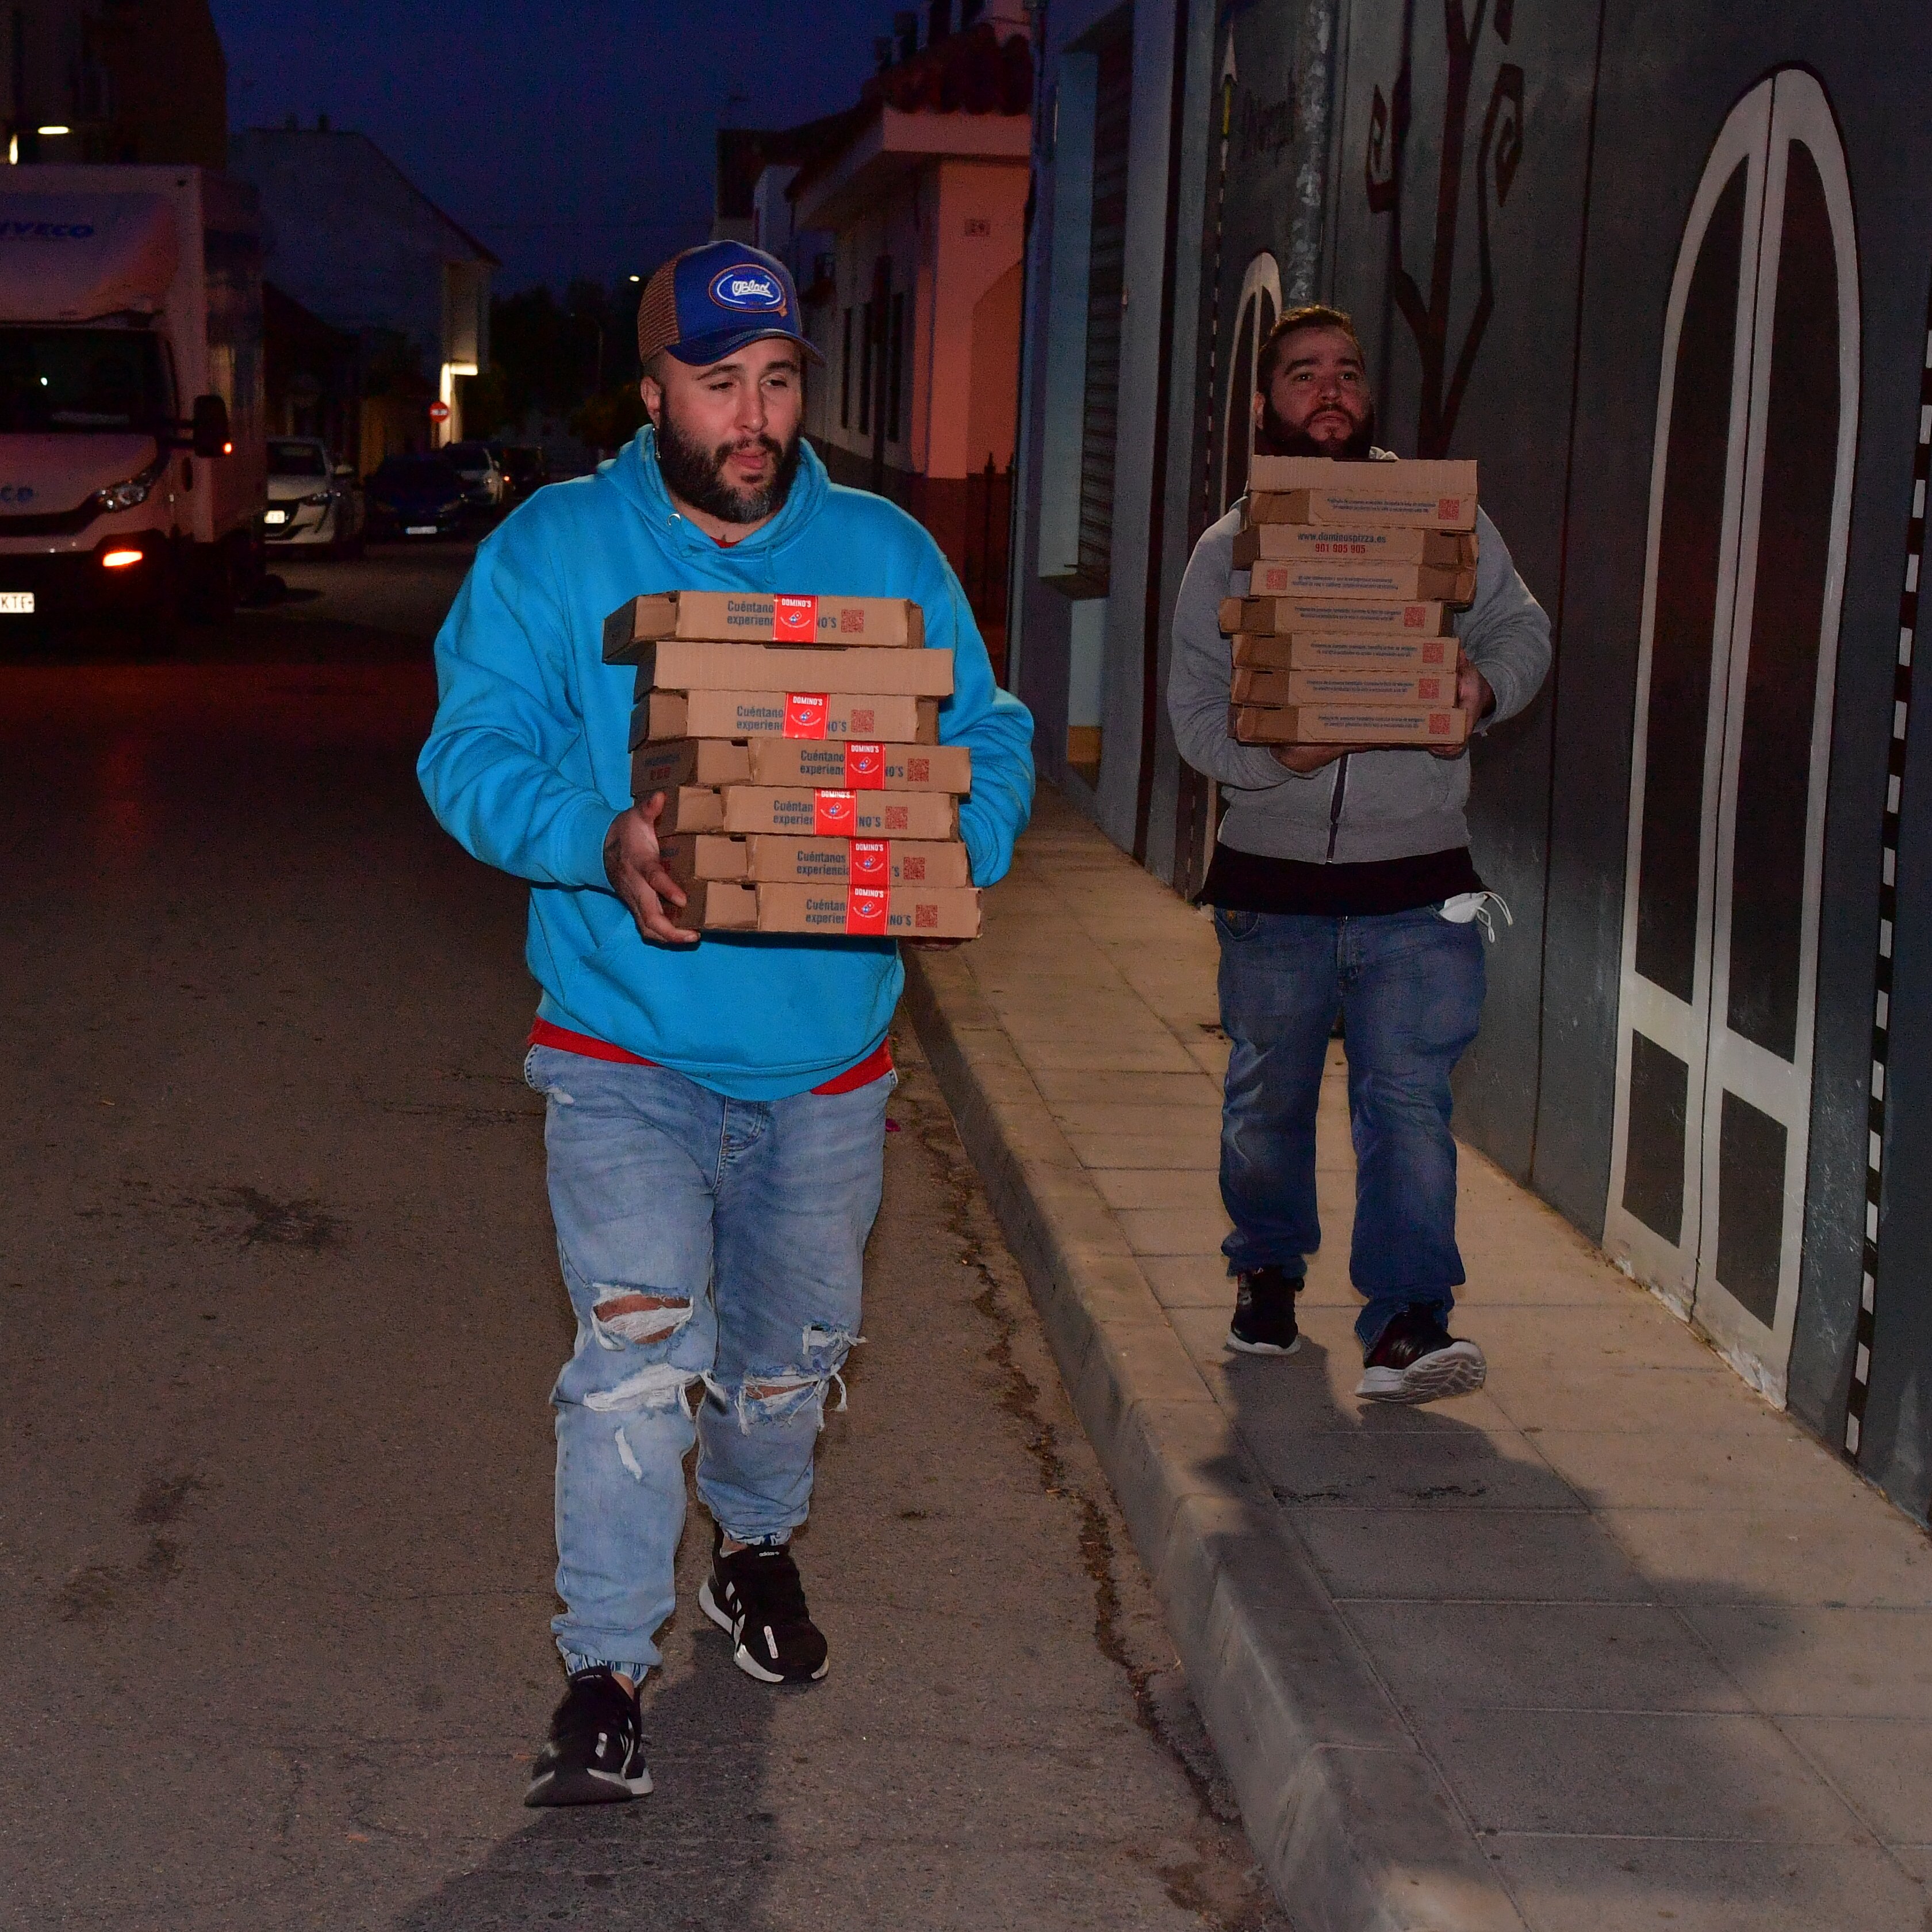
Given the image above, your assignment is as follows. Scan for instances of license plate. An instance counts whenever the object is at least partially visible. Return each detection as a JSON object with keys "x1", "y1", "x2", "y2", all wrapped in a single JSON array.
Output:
[
  {"x1": 406, "y1": 524, "x2": 437, "y2": 535},
  {"x1": 0, "y1": 591, "x2": 34, "y2": 614},
  {"x1": 263, "y1": 508, "x2": 289, "y2": 524}
]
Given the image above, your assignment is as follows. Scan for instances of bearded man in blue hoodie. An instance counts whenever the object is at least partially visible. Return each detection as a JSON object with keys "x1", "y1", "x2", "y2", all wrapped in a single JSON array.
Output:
[{"x1": 419, "y1": 244, "x2": 1034, "y2": 1807}]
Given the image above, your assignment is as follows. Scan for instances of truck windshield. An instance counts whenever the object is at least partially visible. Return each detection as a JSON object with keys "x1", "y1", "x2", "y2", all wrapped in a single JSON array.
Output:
[{"x1": 0, "y1": 327, "x2": 168, "y2": 435}]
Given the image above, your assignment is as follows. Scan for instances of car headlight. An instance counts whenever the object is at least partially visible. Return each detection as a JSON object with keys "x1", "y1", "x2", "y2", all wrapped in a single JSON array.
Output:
[{"x1": 94, "y1": 473, "x2": 156, "y2": 512}]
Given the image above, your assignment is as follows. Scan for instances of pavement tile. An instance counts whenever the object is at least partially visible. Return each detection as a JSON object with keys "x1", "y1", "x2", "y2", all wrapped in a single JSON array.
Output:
[
  {"x1": 1136, "y1": 1255, "x2": 1235, "y2": 1310},
  {"x1": 1114, "y1": 1206, "x2": 1234, "y2": 1256},
  {"x1": 1421, "y1": 1707, "x2": 1868, "y2": 1841},
  {"x1": 1062, "y1": 1133, "x2": 1220, "y2": 1171},
  {"x1": 1483, "y1": 1364, "x2": 1771, "y2": 1434},
  {"x1": 1293, "y1": 1507, "x2": 1656, "y2": 1604},
  {"x1": 1490, "y1": 1838, "x2": 1929, "y2": 1932},
  {"x1": 1236, "y1": 1419, "x2": 1583, "y2": 1512},
  {"x1": 1027, "y1": 1069, "x2": 1221, "y2": 1107},
  {"x1": 1469, "y1": 1301, "x2": 1722, "y2": 1374},
  {"x1": 1597, "y1": 1505, "x2": 1932, "y2": 1608},
  {"x1": 1088, "y1": 1168, "x2": 1226, "y2": 1212},
  {"x1": 1678, "y1": 1605, "x2": 1932, "y2": 1716},
  {"x1": 1529, "y1": 1422, "x2": 1858, "y2": 1512},
  {"x1": 1780, "y1": 1717, "x2": 1932, "y2": 1848},
  {"x1": 1342, "y1": 1600, "x2": 1747, "y2": 1713}
]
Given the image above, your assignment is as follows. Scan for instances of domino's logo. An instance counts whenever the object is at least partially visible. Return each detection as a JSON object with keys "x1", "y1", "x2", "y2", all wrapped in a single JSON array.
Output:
[{"x1": 710, "y1": 264, "x2": 787, "y2": 313}]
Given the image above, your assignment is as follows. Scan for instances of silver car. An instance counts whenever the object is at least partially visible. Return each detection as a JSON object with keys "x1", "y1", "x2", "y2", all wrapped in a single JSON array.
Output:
[
  {"x1": 263, "y1": 436, "x2": 365, "y2": 555},
  {"x1": 443, "y1": 440, "x2": 505, "y2": 508}
]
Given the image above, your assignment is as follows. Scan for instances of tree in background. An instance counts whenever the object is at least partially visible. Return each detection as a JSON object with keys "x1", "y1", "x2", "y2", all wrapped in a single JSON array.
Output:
[{"x1": 462, "y1": 278, "x2": 646, "y2": 448}]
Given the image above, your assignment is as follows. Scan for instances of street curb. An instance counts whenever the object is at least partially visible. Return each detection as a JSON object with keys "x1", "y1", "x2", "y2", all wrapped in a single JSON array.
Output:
[{"x1": 903, "y1": 950, "x2": 1526, "y2": 1932}]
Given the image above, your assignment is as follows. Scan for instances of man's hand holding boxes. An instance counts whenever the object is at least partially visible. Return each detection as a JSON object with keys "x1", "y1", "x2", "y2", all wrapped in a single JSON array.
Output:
[
  {"x1": 1218, "y1": 454, "x2": 1482, "y2": 753},
  {"x1": 603, "y1": 589, "x2": 981, "y2": 939}
]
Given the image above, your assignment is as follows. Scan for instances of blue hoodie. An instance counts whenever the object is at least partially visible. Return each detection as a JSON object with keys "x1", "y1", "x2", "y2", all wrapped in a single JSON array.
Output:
[{"x1": 418, "y1": 430, "x2": 1035, "y2": 1101}]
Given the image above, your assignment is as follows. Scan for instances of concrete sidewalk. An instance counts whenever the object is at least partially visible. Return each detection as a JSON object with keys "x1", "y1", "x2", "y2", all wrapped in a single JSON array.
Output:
[{"x1": 906, "y1": 787, "x2": 1932, "y2": 1932}]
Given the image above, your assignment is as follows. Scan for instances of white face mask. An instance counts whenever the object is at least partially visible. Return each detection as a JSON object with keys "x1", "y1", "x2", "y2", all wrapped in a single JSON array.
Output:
[{"x1": 1439, "y1": 891, "x2": 1513, "y2": 942}]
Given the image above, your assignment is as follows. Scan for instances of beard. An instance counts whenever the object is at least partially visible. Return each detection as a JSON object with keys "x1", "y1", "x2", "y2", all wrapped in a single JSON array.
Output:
[
  {"x1": 656, "y1": 399, "x2": 802, "y2": 524},
  {"x1": 1255, "y1": 396, "x2": 1378, "y2": 462}
]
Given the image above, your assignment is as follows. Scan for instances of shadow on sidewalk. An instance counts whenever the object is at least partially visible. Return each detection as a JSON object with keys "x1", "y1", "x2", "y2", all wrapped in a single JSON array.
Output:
[{"x1": 1205, "y1": 1328, "x2": 1916, "y2": 1927}]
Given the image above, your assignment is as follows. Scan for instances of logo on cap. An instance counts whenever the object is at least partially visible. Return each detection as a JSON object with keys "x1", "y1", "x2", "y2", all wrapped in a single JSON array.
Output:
[{"x1": 710, "y1": 264, "x2": 787, "y2": 314}]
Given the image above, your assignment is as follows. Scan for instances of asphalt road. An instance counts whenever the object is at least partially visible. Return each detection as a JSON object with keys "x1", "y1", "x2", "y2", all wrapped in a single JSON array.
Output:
[{"x1": 0, "y1": 547, "x2": 1285, "y2": 1931}]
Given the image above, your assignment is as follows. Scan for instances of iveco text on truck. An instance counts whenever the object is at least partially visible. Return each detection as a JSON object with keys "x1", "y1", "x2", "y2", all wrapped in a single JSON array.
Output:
[{"x1": 0, "y1": 165, "x2": 266, "y2": 629}]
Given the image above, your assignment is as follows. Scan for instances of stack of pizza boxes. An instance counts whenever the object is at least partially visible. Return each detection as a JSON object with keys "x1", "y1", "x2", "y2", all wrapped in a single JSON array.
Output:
[
  {"x1": 1221, "y1": 457, "x2": 1479, "y2": 751},
  {"x1": 601, "y1": 590, "x2": 980, "y2": 939}
]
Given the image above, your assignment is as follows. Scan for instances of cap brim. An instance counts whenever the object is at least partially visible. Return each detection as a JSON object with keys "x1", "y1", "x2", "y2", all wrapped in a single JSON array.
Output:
[{"x1": 662, "y1": 325, "x2": 824, "y2": 369}]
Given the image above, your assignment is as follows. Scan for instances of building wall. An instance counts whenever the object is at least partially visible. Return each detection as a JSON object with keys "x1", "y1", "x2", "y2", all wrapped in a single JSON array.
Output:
[
  {"x1": 2, "y1": 0, "x2": 224, "y2": 167},
  {"x1": 1011, "y1": 0, "x2": 1932, "y2": 1519}
]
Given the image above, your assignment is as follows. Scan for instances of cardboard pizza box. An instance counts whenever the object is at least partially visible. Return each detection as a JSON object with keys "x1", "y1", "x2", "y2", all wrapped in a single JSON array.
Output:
[
  {"x1": 603, "y1": 591, "x2": 923, "y2": 658},
  {"x1": 628, "y1": 641, "x2": 954, "y2": 697},
  {"x1": 631, "y1": 735, "x2": 970, "y2": 795},
  {"x1": 1230, "y1": 665, "x2": 1462, "y2": 706},
  {"x1": 641, "y1": 785, "x2": 725, "y2": 830},
  {"x1": 717, "y1": 786, "x2": 960, "y2": 840},
  {"x1": 1243, "y1": 456, "x2": 1478, "y2": 530},
  {"x1": 1237, "y1": 516, "x2": 1478, "y2": 568},
  {"x1": 753, "y1": 883, "x2": 982, "y2": 938},
  {"x1": 1228, "y1": 702, "x2": 1471, "y2": 747},
  {"x1": 656, "y1": 833, "x2": 971, "y2": 889},
  {"x1": 635, "y1": 691, "x2": 937, "y2": 745},
  {"x1": 1229, "y1": 631, "x2": 1460, "y2": 673},
  {"x1": 1217, "y1": 596, "x2": 1455, "y2": 637},
  {"x1": 1227, "y1": 540, "x2": 1476, "y2": 603}
]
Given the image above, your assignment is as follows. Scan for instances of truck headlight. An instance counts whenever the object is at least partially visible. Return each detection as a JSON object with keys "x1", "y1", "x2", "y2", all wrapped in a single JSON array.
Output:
[{"x1": 94, "y1": 473, "x2": 156, "y2": 512}]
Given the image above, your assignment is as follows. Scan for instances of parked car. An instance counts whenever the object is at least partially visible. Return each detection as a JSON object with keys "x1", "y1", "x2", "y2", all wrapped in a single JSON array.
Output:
[
  {"x1": 364, "y1": 454, "x2": 470, "y2": 539},
  {"x1": 262, "y1": 436, "x2": 363, "y2": 556},
  {"x1": 495, "y1": 443, "x2": 549, "y2": 503},
  {"x1": 443, "y1": 440, "x2": 504, "y2": 508}
]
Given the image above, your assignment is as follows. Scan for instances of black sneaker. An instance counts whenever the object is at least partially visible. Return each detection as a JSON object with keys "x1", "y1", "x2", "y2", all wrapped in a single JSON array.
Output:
[
  {"x1": 699, "y1": 1529, "x2": 829, "y2": 1684},
  {"x1": 1356, "y1": 1304, "x2": 1486, "y2": 1404},
  {"x1": 524, "y1": 1666, "x2": 651, "y2": 1807},
  {"x1": 1228, "y1": 1266, "x2": 1303, "y2": 1355}
]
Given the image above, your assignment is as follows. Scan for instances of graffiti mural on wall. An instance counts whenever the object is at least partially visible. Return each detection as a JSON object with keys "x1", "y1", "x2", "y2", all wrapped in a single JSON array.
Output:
[{"x1": 1363, "y1": 0, "x2": 1525, "y2": 457}]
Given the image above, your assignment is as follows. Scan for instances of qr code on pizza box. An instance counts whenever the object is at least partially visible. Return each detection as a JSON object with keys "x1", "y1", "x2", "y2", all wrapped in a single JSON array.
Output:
[{"x1": 915, "y1": 903, "x2": 938, "y2": 929}]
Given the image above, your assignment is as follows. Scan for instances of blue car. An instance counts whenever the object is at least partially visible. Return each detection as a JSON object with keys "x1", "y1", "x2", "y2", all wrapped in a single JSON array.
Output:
[{"x1": 365, "y1": 455, "x2": 470, "y2": 540}]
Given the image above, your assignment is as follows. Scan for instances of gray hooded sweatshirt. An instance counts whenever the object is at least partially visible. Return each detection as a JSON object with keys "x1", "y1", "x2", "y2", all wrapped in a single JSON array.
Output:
[{"x1": 1167, "y1": 474, "x2": 1552, "y2": 865}]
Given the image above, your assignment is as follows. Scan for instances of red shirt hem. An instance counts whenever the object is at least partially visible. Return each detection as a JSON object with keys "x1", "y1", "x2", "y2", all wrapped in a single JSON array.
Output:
[{"x1": 527, "y1": 1018, "x2": 893, "y2": 1095}]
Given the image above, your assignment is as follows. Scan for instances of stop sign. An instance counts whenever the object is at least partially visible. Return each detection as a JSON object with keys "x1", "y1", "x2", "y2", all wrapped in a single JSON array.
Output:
[{"x1": 428, "y1": 401, "x2": 450, "y2": 422}]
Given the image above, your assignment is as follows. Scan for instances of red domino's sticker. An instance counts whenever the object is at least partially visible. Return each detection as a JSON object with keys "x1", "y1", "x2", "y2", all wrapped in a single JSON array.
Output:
[
  {"x1": 844, "y1": 741, "x2": 885, "y2": 789},
  {"x1": 773, "y1": 593, "x2": 819, "y2": 641},
  {"x1": 845, "y1": 885, "x2": 890, "y2": 936},
  {"x1": 784, "y1": 691, "x2": 829, "y2": 739},
  {"x1": 814, "y1": 789, "x2": 857, "y2": 835},
  {"x1": 849, "y1": 838, "x2": 890, "y2": 881}
]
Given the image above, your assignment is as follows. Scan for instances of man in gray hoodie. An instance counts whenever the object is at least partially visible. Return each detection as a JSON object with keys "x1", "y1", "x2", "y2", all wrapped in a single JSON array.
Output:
[{"x1": 1167, "y1": 304, "x2": 1551, "y2": 1402}]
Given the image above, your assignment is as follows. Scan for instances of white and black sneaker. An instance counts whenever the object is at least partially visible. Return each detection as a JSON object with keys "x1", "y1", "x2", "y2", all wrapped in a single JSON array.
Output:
[
  {"x1": 524, "y1": 1666, "x2": 651, "y2": 1807},
  {"x1": 1228, "y1": 1266, "x2": 1303, "y2": 1355},
  {"x1": 699, "y1": 1528, "x2": 829, "y2": 1684},
  {"x1": 1356, "y1": 1304, "x2": 1486, "y2": 1404}
]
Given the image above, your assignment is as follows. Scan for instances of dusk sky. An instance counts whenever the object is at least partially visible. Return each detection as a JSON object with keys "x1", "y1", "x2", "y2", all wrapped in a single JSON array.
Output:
[{"x1": 208, "y1": 0, "x2": 891, "y2": 292}]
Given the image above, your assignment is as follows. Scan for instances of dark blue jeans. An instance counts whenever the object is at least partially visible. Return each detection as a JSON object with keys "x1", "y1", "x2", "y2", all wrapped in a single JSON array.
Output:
[{"x1": 1214, "y1": 904, "x2": 1486, "y2": 1351}]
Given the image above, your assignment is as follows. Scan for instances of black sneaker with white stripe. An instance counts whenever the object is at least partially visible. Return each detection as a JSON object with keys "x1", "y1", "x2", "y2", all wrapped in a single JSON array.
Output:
[
  {"x1": 524, "y1": 1666, "x2": 651, "y2": 1807},
  {"x1": 699, "y1": 1529, "x2": 829, "y2": 1684},
  {"x1": 1228, "y1": 1266, "x2": 1302, "y2": 1355},
  {"x1": 1355, "y1": 1304, "x2": 1486, "y2": 1404}
]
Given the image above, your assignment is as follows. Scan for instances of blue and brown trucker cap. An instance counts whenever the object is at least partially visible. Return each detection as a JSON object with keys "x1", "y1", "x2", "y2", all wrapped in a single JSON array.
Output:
[{"x1": 635, "y1": 241, "x2": 823, "y2": 371}]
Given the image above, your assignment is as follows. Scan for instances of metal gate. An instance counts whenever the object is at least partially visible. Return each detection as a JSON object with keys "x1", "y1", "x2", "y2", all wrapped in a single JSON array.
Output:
[{"x1": 1605, "y1": 68, "x2": 1860, "y2": 1399}]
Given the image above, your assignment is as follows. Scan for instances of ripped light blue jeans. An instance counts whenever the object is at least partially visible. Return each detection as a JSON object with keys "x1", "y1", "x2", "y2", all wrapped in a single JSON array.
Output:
[{"x1": 523, "y1": 1043, "x2": 890, "y2": 1682}]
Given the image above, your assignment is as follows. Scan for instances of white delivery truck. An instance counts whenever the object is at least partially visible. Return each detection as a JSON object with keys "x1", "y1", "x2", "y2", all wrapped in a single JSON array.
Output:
[{"x1": 0, "y1": 164, "x2": 266, "y2": 630}]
